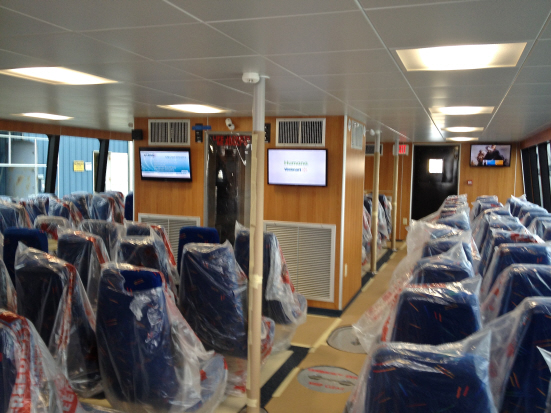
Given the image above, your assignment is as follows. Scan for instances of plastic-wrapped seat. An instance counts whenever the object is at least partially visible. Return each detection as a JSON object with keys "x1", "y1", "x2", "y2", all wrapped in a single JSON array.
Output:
[
  {"x1": 521, "y1": 209, "x2": 549, "y2": 227},
  {"x1": 177, "y1": 226, "x2": 220, "y2": 275},
  {"x1": 90, "y1": 193, "x2": 117, "y2": 222},
  {"x1": 3, "y1": 227, "x2": 48, "y2": 283},
  {"x1": 471, "y1": 198, "x2": 503, "y2": 222},
  {"x1": 506, "y1": 195, "x2": 531, "y2": 217},
  {"x1": 101, "y1": 191, "x2": 125, "y2": 222},
  {"x1": 96, "y1": 263, "x2": 227, "y2": 413},
  {"x1": 481, "y1": 243, "x2": 551, "y2": 299},
  {"x1": 0, "y1": 202, "x2": 31, "y2": 234},
  {"x1": 49, "y1": 197, "x2": 83, "y2": 226},
  {"x1": 0, "y1": 310, "x2": 90, "y2": 413},
  {"x1": 436, "y1": 211, "x2": 470, "y2": 230},
  {"x1": 234, "y1": 227, "x2": 307, "y2": 352},
  {"x1": 34, "y1": 215, "x2": 71, "y2": 240},
  {"x1": 14, "y1": 245, "x2": 101, "y2": 397},
  {"x1": 79, "y1": 219, "x2": 125, "y2": 260},
  {"x1": 116, "y1": 233, "x2": 178, "y2": 295},
  {"x1": 474, "y1": 214, "x2": 524, "y2": 250},
  {"x1": 57, "y1": 231, "x2": 109, "y2": 311},
  {"x1": 344, "y1": 338, "x2": 496, "y2": 413},
  {"x1": 527, "y1": 215, "x2": 551, "y2": 238},
  {"x1": 410, "y1": 256, "x2": 474, "y2": 284},
  {"x1": 180, "y1": 241, "x2": 275, "y2": 396},
  {"x1": 487, "y1": 297, "x2": 551, "y2": 412},
  {"x1": 421, "y1": 236, "x2": 476, "y2": 267},
  {"x1": 0, "y1": 259, "x2": 16, "y2": 312},
  {"x1": 19, "y1": 196, "x2": 48, "y2": 224},
  {"x1": 481, "y1": 264, "x2": 551, "y2": 322},
  {"x1": 387, "y1": 279, "x2": 482, "y2": 345},
  {"x1": 64, "y1": 192, "x2": 92, "y2": 220},
  {"x1": 124, "y1": 192, "x2": 133, "y2": 221}
]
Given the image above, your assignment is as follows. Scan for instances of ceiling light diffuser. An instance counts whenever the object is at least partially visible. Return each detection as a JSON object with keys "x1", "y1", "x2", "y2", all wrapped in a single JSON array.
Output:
[
  {"x1": 18, "y1": 113, "x2": 73, "y2": 120},
  {"x1": 158, "y1": 104, "x2": 226, "y2": 114},
  {"x1": 443, "y1": 126, "x2": 484, "y2": 132},
  {"x1": 431, "y1": 106, "x2": 494, "y2": 115},
  {"x1": 396, "y1": 42, "x2": 526, "y2": 71},
  {"x1": 0, "y1": 67, "x2": 116, "y2": 85},
  {"x1": 446, "y1": 137, "x2": 479, "y2": 142}
]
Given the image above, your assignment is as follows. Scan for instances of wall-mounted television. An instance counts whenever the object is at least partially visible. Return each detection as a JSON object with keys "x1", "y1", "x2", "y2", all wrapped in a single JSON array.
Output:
[
  {"x1": 470, "y1": 144, "x2": 512, "y2": 167},
  {"x1": 139, "y1": 147, "x2": 192, "y2": 181},
  {"x1": 267, "y1": 149, "x2": 327, "y2": 187}
]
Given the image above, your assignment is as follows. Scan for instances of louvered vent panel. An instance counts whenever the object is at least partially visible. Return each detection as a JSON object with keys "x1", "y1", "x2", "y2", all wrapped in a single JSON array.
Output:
[
  {"x1": 365, "y1": 144, "x2": 383, "y2": 156},
  {"x1": 265, "y1": 221, "x2": 335, "y2": 302},
  {"x1": 148, "y1": 119, "x2": 190, "y2": 146},
  {"x1": 351, "y1": 124, "x2": 364, "y2": 150},
  {"x1": 138, "y1": 213, "x2": 200, "y2": 253},
  {"x1": 276, "y1": 118, "x2": 325, "y2": 147}
]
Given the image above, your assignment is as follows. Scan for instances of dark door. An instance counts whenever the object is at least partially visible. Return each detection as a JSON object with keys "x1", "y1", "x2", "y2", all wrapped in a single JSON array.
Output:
[{"x1": 411, "y1": 145, "x2": 460, "y2": 220}]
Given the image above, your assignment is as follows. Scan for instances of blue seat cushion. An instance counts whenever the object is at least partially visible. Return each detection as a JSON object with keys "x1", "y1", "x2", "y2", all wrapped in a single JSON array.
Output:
[
  {"x1": 63, "y1": 193, "x2": 91, "y2": 220},
  {"x1": 0, "y1": 203, "x2": 29, "y2": 234},
  {"x1": 436, "y1": 213, "x2": 470, "y2": 230},
  {"x1": 3, "y1": 228, "x2": 48, "y2": 284},
  {"x1": 410, "y1": 259, "x2": 474, "y2": 284},
  {"x1": 422, "y1": 239, "x2": 474, "y2": 266},
  {"x1": 124, "y1": 193, "x2": 133, "y2": 221},
  {"x1": 177, "y1": 227, "x2": 219, "y2": 275},
  {"x1": 480, "y1": 230, "x2": 538, "y2": 277}
]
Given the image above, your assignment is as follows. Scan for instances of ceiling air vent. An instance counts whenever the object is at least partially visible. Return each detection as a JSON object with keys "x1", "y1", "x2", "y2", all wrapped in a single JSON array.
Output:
[
  {"x1": 148, "y1": 119, "x2": 190, "y2": 146},
  {"x1": 365, "y1": 144, "x2": 383, "y2": 156},
  {"x1": 276, "y1": 118, "x2": 325, "y2": 147}
]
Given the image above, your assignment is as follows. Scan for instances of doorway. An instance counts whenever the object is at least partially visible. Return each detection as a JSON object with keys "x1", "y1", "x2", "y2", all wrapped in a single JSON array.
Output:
[
  {"x1": 204, "y1": 133, "x2": 252, "y2": 244},
  {"x1": 411, "y1": 145, "x2": 460, "y2": 220}
]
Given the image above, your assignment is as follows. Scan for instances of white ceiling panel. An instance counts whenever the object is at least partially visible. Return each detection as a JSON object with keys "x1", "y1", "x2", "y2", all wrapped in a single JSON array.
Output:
[
  {"x1": 166, "y1": 0, "x2": 357, "y2": 22},
  {"x1": 361, "y1": 0, "x2": 484, "y2": 9},
  {"x1": 162, "y1": 56, "x2": 289, "y2": 80},
  {"x1": 515, "y1": 66, "x2": 551, "y2": 84},
  {"x1": 0, "y1": 49, "x2": 51, "y2": 70},
  {"x1": 303, "y1": 72, "x2": 408, "y2": 91},
  {"x1": 328, "y1": 87, "x2": 418, "y2": 101},
  {"x1": 0, "y1": 1, "x2": 196, "y2": 31},
  {"x1": 214, "y1": 77, "x2": 319, "y2": 95},
  {"x1": 0, "y1": 7, "x2": 68, "y2": 38},
  {"x1": 84, "y1": 24, "x2": 252, "y2": 61},
  {"x1": 0, "y1": 32, "x2": 146, "y2": 65},
  {"x1": 404, "y1": 67, "x2": 518, "y2": 88},
  {"x1": 366, "y1": 0, "x2": 551, "y2": 49},
  {"x1": 522, "y1": 40, "x2": 551, "y2": 66},
  {"x1": 413, "y1": 85, "x2": 510, "y2": 102},
  {"x1": 211, "y1": 12, "x2": 382, "y2": 55}
]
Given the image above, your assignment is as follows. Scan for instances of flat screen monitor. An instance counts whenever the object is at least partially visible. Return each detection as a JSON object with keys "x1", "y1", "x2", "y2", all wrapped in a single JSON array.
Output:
[
  {"x1": 470, "y1": 144, "x2": 512, "y2": 167},
  {"x1": 139, "y1": 147, "x2": 192, "y2": 181},
  {"x1": 267, "y1": 149, "x2": 327, "y2": 187}
]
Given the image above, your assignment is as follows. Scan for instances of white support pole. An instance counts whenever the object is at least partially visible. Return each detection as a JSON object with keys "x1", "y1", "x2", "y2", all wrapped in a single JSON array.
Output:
[
  {"x1": 371, "y1": 131, "x2": 381, "y2": 273},
  {"x1": 247, "y1": 77, "x2": 265, "y2": 413},
  {"x1": 392, "y1": 137, "x2": 399, "y2": 251}
]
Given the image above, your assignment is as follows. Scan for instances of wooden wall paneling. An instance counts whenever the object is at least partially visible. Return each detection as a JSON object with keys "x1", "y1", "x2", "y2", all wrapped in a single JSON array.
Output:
[
  {"x1": 341, "y1": 118, "x2": 365, "y2": 308},
  {"x1": 264, "y1": 116, "x2": 345, "y2": 310}
]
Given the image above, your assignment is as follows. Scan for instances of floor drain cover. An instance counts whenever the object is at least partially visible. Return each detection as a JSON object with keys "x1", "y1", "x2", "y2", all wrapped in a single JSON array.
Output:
[
  {"x1": 297, "y1": 366, "x2": 358, "y2": 394},
  {"x1": 327, "y1": 326, "x2": 366, "y2": 354}
]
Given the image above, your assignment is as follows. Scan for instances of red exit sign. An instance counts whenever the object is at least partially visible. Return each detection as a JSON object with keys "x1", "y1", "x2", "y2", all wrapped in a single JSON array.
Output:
[{"x1": 393, "y1": 144, "x2": 409, "y2": 156}]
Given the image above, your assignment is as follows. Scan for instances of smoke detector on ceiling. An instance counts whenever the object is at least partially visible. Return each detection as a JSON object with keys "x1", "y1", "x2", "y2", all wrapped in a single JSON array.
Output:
[{"x1": 242, "y1": 72, "x2": 260, "y2": 84}]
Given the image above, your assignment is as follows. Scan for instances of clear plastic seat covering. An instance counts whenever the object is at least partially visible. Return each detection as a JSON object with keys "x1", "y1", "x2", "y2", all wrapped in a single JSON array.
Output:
[
  {"x1": 544, "y1": 224, "x2": 551, "y2": 242},
  {"x1": 518, "y1": 204, "x2": 547, "y2": 221},
  {"x1": 177, "y1": 226, "x2": 220, "y2": 275},
  {"x1": 234, "y1": 225, "x2": 307, "y2": 352},
  {"x1": 410, "y1": 248, "x2": 475, "y2": 284},
  {"x1": 57, "y1": 231, "x2": 110, "y2": 312},
  {"x1": 364, "y1": 194, "x2": 390, "y2": 241},
  {"x1": 35, "y1": 215, "x2": 71, "y2": 240},
  {"x1": 115, "y1": 231, "x2": 179, "y2": 294},
  {"x1": 481, "y1": 243, "x2": 551, "y2": 299},
  {"x1": 3, "y1": 227, "x2": 49, "y2": 284},
  {"x1": 96, "y1": 263, "x2": 227, "y2": 413},
  {"x1": 124, "y1": 192, "x2": 133, "y2": 221},
  {"x1": 63, "y1": 192, "x2": 92, "y2": 220},
  {"x1": 481, "y1": 264, "x2": 551, "y2": 323},
  {"x1": 470, "y1": 199, "x2": 503, "y2": 223},
  {"x1": 521, "y1": 209, "x2": 549, "y2": 227},
  {"x1": 383, "y1": 277, "x2": 482, "y2": 346},
  {"x1": 506, "y1": 194, "x2": 529, "y2": 217},
  {"x1": 179, "y1": 241, "x2": 275, "y2": 395},
  {"x1": 473, "y1": 213, "x2": 524, "y2": 250},
  {"x1": 79, "y1": 219, "x2": 125, "y2": 261},
  {"x1": 101, "y1": 191, "x2": 125, "y2": 223},
  {"x1": 421, "y1": 231, "x2": 478, "y2": 268},
  {"x1": 0, "y1": 259, "x2": 16, "y2": 313},
  {"x1": 49, "y1": 197, "x2": 83, "y2": 226},
  {"x1": 14, "y1": 245, "x2": 101, "y2": 397},
  {"x1": 90, "y1": 193, "x2": 119, "y2": 222},
  {"x1": 471, "y1": 207, "x2": 512, "y2": 243},
  {"x1": 405, "y1": 220, "x2": 462, "y2": 255},
  {"x1": 486, "y1": 297, "x2": 551, "y2": 412},
  {"x1": 344, "y1": 334, "x2": 496, "y2": 413},
  {"x1": 479, "y1": 229, "x2": 540, "y2": 276},
  {"x1": 0, "y1": 310, "x2": 90, "y2": 413},
  {"x1": 527, "y1": 215, "x2": 551, "y2": 238},
  {"x1": 0, "y1": 202, "x2": 31, "y2": 234},
  {"x1": 436, "y1": 210, "x2": 470, "y2": 230},
  {"x1": 19, "y1": 196, "x2": 48, "y2": 224}
]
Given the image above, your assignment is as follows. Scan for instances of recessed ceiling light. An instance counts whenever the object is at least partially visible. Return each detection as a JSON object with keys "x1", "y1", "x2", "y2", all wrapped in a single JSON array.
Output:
[
  {"x1": 0, "y1": 67, "x2": 116, "y2": 85},
  {"x1": 396, "y1": 42, "x2": 526, "y2": 71},
  {"x1": 17, "y1": 113, "x2": 73, "y2": 120},
  {"x1": 158, "y1": 104, "x2": 226, "y2": 114},
  {"x1": 431, "y1": 106, "x2": 494, "y2": 115},
  {"x1": 443, "y1": 126, "x2": 484, "y2": 132},
  {"x1": 446, "y1": 137, "x2": 479, "y2": 142}
]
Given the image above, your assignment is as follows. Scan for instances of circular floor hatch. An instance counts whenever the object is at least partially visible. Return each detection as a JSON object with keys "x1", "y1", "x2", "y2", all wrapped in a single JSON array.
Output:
[
  {"x1": 297, "y1": 366, "x2": 358, "y2": 394},
  {"x1": 327, "y1": 326, "x2": 367, "y2": 354}
]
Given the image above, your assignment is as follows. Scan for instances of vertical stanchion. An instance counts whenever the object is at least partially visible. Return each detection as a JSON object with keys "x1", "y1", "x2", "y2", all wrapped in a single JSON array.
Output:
[
  {"x1": 247, "y1": 76, "x2": 265, "y2": 413},
  {"x1": 371, "y1": 131, "x2": 381, "y2": 273},
  {"x1": 392, "y1": 137, "x2": 399, "y2": 251}
]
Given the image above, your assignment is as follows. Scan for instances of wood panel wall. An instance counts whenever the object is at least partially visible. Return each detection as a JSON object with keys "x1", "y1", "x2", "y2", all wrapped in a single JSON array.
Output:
[{"x1": 341, "y1": 118, "x2": 366, "y2": 308}]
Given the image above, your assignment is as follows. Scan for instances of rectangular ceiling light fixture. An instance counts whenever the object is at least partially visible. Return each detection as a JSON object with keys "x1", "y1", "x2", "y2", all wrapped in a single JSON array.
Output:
[
  {"x1": 396, "y1": 42, "x2": 526, "y2": 71},
  {"x1": 0, "y1": 67, "x2": 116, "y2": 85},
  {"x1": 17, "y1": 112, "x2": 73, "y2": 120},
  {"x1": 431, "y1": 106, "x2": 494, "y2": 115},
  {"x1": 158, "y1": 104, "x2": 226, "y2": 114},
  {"x1": 445, "y1": 137, "x2": 479, "y2": 142},
  {"x1": 443, "y1": 126, "x2": 484, "y2": 132}
]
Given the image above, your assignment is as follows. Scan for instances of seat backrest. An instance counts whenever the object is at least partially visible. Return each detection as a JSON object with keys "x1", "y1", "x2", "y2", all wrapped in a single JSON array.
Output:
[
  {"x1": 410, "y1": 259, "x2": 474, "y2": 284},
  {"x1": 0, "y1": 324, "x2": 17, "y2": 413},
  {"x1": 19, "y1": 197, "x2": 48, "y2": 224},
  {"x1": 479, "y1": 229, "x2": 538, "y2": 276},
  {"x1": 474, "y1": 214, "x2": 523, "y2": 249},
  {"x1": 34, "y1": 215, "x2": 71, "y2": 240},
  {"x1": 90, "y1": 194, "x2": 116, "y2": 222},
  {"x1": 48, "y1": 198, "x2": 83, "y2": 226},
  {"x1": 528, "y1": 216, "x2": 551, "y2": 238},
  {"x1": 177, "y1": 226, "x2": 219, "y2": 274},
  {"x1": 390, "y1": 286, "x2": 481, "y2": 345},
  {"x1": 96, "y1": 265, "x2": 180, "y2": 410},
  {"x1": 63, "y1": 192, "x2": 91, "y2": 220},
  {"x1": 124, "y1": 192, "x2": 133, "y2": 221},
  {"x1": 180, "y1": 242, "x2": 248, "y2": 358},
  {"x1": 518, "y1": 205, "x2": 547, "y2": 221},
  {"x1": 3, "y1": 228, "x2": 48, "y2": 284},
  {"x1": 0, "y1": 203, "x2": 31, "y2": 234},
  {"x1": 422, "y1": 239, "x2": 474, "y2": 266},
  {"x1": 364, "y1": 346, "x2": 495, "y2": 413},
  {"x1": 79, "y1": 219, "x2": 124, "y2": 260},
  {"x1": 0, "y1": 259, "x2": 16, "y2": 313},
  {"x1": 436, "y1": 212, "x2": 470, "y2": 230}
]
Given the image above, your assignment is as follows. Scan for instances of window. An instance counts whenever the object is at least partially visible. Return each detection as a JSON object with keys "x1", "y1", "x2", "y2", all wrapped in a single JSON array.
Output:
[{"x1": 428, "y1": 159, "x2": 443, "y2": 174}]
